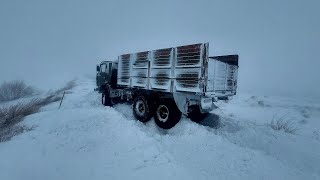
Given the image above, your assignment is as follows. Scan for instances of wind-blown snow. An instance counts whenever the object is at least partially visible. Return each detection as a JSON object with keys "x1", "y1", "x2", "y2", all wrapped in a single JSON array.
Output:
[{"x1": 0, "y1": 78, "x2": 319, "y2": 180}]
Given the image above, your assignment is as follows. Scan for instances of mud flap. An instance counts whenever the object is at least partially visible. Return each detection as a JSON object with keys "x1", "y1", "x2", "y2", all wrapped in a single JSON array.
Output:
[{"x1": 173, "y1": 93, "x2": 188, "y2": 115}]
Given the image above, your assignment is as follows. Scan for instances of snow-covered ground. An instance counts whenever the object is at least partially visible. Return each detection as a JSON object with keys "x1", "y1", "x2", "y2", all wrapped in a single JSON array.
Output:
[{"x1": 0, "y1": 78, "x2": 319, "y2": 180}]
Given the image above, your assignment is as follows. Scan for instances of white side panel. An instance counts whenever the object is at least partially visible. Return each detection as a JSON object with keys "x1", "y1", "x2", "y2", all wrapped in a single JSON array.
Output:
[
  {"x1": 207, "y1": 60, "x2": 215, "y2": 92},
  {"x1": 149, "y1": 48, "x2": 174, "y2": 92},
  {"x1": 132, "y1": 68, "x2": 148, "y2": 77},
  {"x1": 206, "y1": 58, "x2": 239, "y2": 96},
  {"x1": 174, "y1": 67, "x2": 202, "y2": 92},
  {"x1": 226, "y1": 64, "x2": 238, "y2": 91},
  {"x1": 213, "y1": 60, "x2": 227, "y2": 91},
  {"x1": 173, "y1": 43, "x2": 205, "y2": 93},
  {"x1": 175, "y1": 68, "x2": 202, "y2": 79},
  {"x1": 132, "y1": 77, "x2": 148, "y2": 88},
  {"x1": 150, "y1": 69, "x2": 172, "y2": 78},
  {"x1": 117, "y1": 54, "x2": 133, "y2": 86},
  {"x1": 174, "y1": 80, "x2": 201, "y2": 93},
  {"x1": 233, "y1": 66, "x2": 238, "y2": 91},
  {"x1": 132, "y1": 52, "x2": 149, "y2": 69},
  {"x1": 131, "y1": 68, "x2": 149, "y2": 88},
  {"x1": 149, "y1": 48, "x2": 173, "y2": 92},
  {"x1": 149, "y1": 78, "x2": 171, "y2": 91},
  {"x1": 117, "y1": 43, "x2": 208, "y2": 94},
  {"x1": 150, "y1": 48, "x2": 173, "y2": 69},
  {"x1": 117, "y1": 78, "x2": 130, "y2": 86},
  {"x1": 175, "y1": 44, "x2": 203, "y2": 68}
]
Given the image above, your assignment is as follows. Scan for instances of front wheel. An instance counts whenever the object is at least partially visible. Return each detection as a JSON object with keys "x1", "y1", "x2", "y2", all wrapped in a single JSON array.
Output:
[
  {"x1": 102, "y1": 88, "x2": 112, "y2": 106},
  {"x1": 154, "y1": 99, "x2": 182, "y2": 129}
]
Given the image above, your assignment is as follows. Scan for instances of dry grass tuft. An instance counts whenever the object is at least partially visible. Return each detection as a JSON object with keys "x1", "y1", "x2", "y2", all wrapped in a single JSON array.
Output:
[{"x1": 269, "y1": 114, "x2": 298, "y2": 134}]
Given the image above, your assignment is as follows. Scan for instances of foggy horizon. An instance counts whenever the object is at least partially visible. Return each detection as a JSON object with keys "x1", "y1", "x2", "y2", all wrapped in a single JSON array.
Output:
[{"x1": 1, "y1": 0, "x2": 319, "y2": 98}]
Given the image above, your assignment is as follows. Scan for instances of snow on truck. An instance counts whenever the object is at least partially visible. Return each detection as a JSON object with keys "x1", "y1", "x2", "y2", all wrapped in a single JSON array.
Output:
[{"x1": 96, "y1": 43, "x2": 239, "y2": 129}]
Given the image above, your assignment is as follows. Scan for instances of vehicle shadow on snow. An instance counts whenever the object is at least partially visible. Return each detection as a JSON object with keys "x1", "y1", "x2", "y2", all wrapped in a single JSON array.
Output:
[
  {"x1": 196, "y1": 113, "x2": 242, "y2": 134},
  {"x1": 197, "y1": 113, "x2": 221, "y2": 129}
]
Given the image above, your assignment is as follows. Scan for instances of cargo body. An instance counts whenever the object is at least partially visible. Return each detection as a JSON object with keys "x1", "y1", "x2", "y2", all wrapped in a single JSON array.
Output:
[
  {"x1": 117, "y1": 43, "x2": 238, "y2": 98},
  {"x1": 96, "y1": 43, "x2": 239, "y2": 129}
]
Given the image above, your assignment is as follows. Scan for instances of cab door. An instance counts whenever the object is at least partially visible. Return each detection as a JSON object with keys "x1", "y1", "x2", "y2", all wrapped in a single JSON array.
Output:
[{"x1": 96, "y1": 62, "x2": 109, "y2": 90}]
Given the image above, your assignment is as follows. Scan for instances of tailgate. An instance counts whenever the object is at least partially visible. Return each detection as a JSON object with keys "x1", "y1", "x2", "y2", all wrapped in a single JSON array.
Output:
[{"x1": 206, "y1": 55, "x2": 238, "y2": 97}]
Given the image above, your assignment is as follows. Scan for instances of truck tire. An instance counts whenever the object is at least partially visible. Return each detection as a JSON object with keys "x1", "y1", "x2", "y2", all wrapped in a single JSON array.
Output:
[
  {"x1": 188, "y1": 106, "x2": 209, "y2": 123},
  {"x1": 133, "y1": 95, "x2": 154, "y2": 122},
  {"x1": 154, "y1": 99, "x2": 182, "y2": 129},
  {"x1": 102, "y1": 88, "x2": 112, "y2": 106}
]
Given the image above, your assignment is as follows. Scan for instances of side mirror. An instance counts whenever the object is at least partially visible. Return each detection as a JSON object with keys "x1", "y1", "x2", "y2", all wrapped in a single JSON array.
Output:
[{"x1": 96, "y1": 65, "x2": 100, "y2": 72}]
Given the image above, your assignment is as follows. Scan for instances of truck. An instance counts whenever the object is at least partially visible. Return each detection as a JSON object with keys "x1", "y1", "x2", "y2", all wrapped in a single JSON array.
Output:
[{"x1": 96, "y1": 43, "x2": 239, "y2": 129}]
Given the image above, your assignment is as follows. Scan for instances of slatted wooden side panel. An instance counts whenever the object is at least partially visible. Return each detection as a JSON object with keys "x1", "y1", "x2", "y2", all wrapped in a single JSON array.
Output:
[
  {"x1": 176, "y1": 44, "x2": 202, "y2": 67},
  {"x1": 117, "y1": 43, "x2": 208, "y2": 93},
  {"x1": 174, "y1": 44, "x2": 204, "y2": 92},
  {"x1": 149, "y1": 48, "x2": 173, "y2": 91},
  {"x1": 151, "y1": 48, "x2": 172, "y2": 68},
  {"x1": 117, "y1": 54, "x2": 131, "y2": 86}
]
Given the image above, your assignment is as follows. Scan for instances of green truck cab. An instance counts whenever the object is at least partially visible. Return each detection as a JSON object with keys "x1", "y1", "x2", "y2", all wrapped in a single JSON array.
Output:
[{"x1": 96, "y1": 61, "x2": 118, "y2": 93}]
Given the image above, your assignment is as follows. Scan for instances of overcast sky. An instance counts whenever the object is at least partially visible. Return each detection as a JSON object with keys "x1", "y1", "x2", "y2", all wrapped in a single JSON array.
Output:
[{"x1": 0, "y1": 0, "x2": 319, "y2": 98}]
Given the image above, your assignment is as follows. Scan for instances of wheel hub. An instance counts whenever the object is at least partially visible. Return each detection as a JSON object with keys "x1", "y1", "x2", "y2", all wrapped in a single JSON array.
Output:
[
  {"x1": 135, "y1": 100, "x2": 146, "y2": 116},
  {"x1": 157, "y1": 105, "x2": 169, "y2": 122}
]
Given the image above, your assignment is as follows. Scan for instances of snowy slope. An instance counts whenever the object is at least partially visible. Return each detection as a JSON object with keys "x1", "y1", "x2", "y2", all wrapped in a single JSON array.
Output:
[{"x1": 0, "y1": 78, "x2": 319, "y2": 180}]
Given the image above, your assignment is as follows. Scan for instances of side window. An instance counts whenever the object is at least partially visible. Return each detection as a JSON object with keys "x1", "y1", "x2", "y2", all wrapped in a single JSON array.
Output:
[
  {"x1": 100, "y1": 64, "x2": 104, "y2": 72},
  {"x1": 100, "y1": 64, "x2": 106, "y2": 73}
]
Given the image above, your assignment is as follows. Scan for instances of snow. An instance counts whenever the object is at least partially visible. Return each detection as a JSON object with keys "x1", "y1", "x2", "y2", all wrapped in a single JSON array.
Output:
[{"x1": 0, "y1": 78, "x2": 320, "y2": 180}]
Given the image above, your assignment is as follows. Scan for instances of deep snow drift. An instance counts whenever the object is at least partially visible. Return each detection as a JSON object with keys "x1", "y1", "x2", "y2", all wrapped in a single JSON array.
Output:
[{"x1": 0, "y1": 78, "x2": 319, "y2": 180}]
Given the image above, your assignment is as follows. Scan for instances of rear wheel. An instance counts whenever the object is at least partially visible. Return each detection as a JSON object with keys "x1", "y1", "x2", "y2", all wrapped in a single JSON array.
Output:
[
  {"x1": 154, "y1": 99, "x2": 182, "y2": 129},
  {"x1": 133, "y1": 95, "x2": 154, "y2": 122}
]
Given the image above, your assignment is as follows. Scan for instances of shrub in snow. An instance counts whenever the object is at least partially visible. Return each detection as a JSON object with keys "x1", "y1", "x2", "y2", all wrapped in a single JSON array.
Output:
[
  {"x1": 0, "y1": 95, "x2": 62, "y2": 142},
  {"x1": 269, "y1": 114, "x2": 298, "y2": 134},
  {"x1": 257, "y1": 100, "x2": 265, "y2": 106},
  {"x1": 0, "y1": 96, "x2": 59, "y2": 128},
  {"x1": 299, "y1": 108, "x2": 310, "y2": 118},
  {"x1": 313, "y1": 130, "x2": 320, "y2": 141},
  {"x1": 0, "y1": 80, "x2": 35, "y2": 102},
  {"x1": 0, "y1": 80, "x2": 76, "y2": 142}
]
